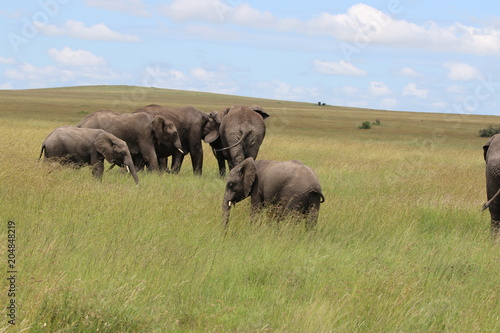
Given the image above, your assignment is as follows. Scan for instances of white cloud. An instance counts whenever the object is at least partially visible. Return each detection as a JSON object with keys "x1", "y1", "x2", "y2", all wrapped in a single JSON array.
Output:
[
  {"x1": 0, "y1": 57, "x2": 15, "y2": 64},
  {"x1": 36, "y1": 20, "x2": 140, "y2": 42},
  {"x1": 257, "y1": 80, "x2": 319, "y2": 101},
  {"x1": 190, "y1": 67, "x2": 218, "y2": 81},
  {"x1": 399, "y1": 67, "x2": 421, "y2": 77},
  {"x1": 444, "y1": 62, "x2": 483, "y2": 81},
  {"x1": 160, "y1": 0, "x2": 221, "y2": 23},
  {"x1": 403, "y1": 83, "x2": 428, "y2": 98},
  {"x1": 85, "y1": 0, "x2": 150, "y2": 17},
  {"x1": 47, "y1": 47, "x2": 107, "y2": 67},
  {"x1": 160, "y1": 0, "x2": 299, "y2": 30},
  {"x1": 307, "y1": 4, "x2": 500, "y2": 56},
  {"x1": 4, "y1": 62, "x2": 129, "y2": 88},
  {"x1": 381, "y1": 98, "x2": 397, "y2": 109},
  {"x1": 141, "y1": 65, "x2": 238, "y2": 95},
  {"x1": 314, "y1": 60, "x2": 367, "y2": 76},
  {"x1": 369, "y1": 81, "x2": 391, "y2": 96},
  {"x1": 162, "y1": 2, "x2": 500, "y2": 56}
]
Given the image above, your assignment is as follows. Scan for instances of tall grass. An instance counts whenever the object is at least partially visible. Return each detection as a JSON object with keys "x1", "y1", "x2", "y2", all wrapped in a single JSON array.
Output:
[{"x1": 0, "y1": 86, "x2": 498, "y2": 332}]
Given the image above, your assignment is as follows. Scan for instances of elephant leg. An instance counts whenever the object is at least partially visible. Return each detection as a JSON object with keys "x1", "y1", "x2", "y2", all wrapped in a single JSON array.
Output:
[
  {"x1": 216, "y1": 151, "x2": 226, "y2": 177},
  {"x1": 250, "y1": 194, "x2": 265, "y2": 223},
  {"x1": 170, "y1": 151, "x2": 184, "y2": 174},
  {"x1": 491, "y1": 220, "x2": 500, "y2": 238},
  {"x1": 137, "y1": 141, "x2": 159, "y2": 171},
  {"x1": 190, "y1": 142, "x2": 203, "y2": 175},
  {"x1": 91, "y1": 160, "x2": 104, "y2": 179},
  {"x1": 305, "y1": 200, "x2": 321, "y2": 231},
  {"x1": 228, "y1": 145, "x2": 245, "y2": 170},
  {"x1": 158, "y1": 157, "x2": 168, "y2": 172},
  {"x1": 132, "y1": 154, "x2": 145, "y2": 171},
  {"x1": 487, "y1": 181, "x2": 500, "y2": 238}
]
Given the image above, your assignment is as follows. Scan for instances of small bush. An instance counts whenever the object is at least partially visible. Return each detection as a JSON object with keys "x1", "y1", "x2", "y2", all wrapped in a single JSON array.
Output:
[
  {"x1": 358, "y1": 121, "x2": 372, "y2": 129},
  {"x1": 373, "y1": 119, "x2": 381, "y2": 125},
  {"x1": 478, "y1": 124, "x2": 500, "y2": 137}
]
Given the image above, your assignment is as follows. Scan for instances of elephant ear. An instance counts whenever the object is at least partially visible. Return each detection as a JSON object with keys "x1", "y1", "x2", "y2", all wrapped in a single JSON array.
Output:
[
  {"x1": 238, "y1": 157, "x2": 257, "y2": 197},
  {"x1": 151, "y1": 115, "x2": 166, "y2": 144},
  {"x1": 484, "y1": 135, "x2": 496, "y2": 161},
  {"x1": 250, "y1": 105, "x2": 269, "y2": 119},
  {"x1": 204, "y1": 111, "x2": 220, "y2": 143},
  {"x1": 94, "y1": 133, "x2": 114, "y2": 163}
]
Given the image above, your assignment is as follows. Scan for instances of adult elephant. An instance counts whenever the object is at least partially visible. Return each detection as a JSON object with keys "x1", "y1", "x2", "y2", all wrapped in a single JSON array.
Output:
[
  {"x1": 205, "y1": 105, "x2": 269, "y2": 177},
  {"x1": 134, "y1": 104, "x2": 217, "y2": 175},
  {"x1": 222, "y1": 157, "x2": 324, "y2": 230},
  {"x1": 78, "y1": 110, "x2": 182, "y2": 171},
  {"x1": 39, "y1": 126, "x2": 139, "y2": 184},
  {"x1": 482, "y1": 134, "x2": 500, "y2": 237}
]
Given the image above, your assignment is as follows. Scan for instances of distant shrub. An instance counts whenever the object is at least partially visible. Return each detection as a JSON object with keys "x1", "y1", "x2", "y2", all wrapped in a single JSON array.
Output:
[
  {"x1": 373, "y1": 119, "x2": 381, "y2": 125},
  {"x1": 358, "y1": 121, "x2": 372, "y2": 129},
  {"x1": 478, "y1": 125, "x2": 500, "y2": 137}
]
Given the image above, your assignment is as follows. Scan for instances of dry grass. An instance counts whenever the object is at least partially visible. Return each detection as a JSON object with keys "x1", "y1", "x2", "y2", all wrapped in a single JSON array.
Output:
[{"x1": 0, "y1": 86, "x2": 498, "y2": 332}]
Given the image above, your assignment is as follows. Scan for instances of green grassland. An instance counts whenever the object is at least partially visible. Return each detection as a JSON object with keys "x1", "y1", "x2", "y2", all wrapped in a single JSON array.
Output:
[{"x1": 0, "y1": 86, "x2": 498, "y2": 332}]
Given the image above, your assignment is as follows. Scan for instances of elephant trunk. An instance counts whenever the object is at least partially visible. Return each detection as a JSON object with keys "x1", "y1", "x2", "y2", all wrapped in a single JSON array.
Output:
[
  {"x1": 124, "y1": 156, "x2": 139, "y2": 185},
  {"x1": 222, "y1": 200, "x2": 232, "y2": 229}
]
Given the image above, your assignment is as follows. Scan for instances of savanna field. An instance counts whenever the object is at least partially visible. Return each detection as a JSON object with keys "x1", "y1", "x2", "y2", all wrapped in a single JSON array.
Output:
[{"x1": 0, "y1": 86, "x2": 499, "y2": 332}]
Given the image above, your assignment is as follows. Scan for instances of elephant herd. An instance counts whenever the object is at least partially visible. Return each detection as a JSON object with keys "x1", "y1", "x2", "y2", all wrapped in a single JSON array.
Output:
[{"x1": 40, "y1": 104, "x2": 325, "y2": 229}]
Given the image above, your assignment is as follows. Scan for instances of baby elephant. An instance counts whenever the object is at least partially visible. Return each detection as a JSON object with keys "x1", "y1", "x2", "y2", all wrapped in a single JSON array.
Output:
[
  {"x1": 222, "y1": 157, "x2": 325, "y2": 230},
  {"x1": 39, "y1": 126, "x2": 139, "y2": 184}
]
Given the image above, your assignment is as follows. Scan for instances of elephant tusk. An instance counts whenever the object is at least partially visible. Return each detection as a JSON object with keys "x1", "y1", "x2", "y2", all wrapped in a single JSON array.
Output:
[
  {"x1": 228, "y1": 201, "x2": 233, "y2": 207},
  {"x1": 178, "y1": 148, "x2": 185, "y2": 154},
  {"x1": 126, "y1": 165, "x2": 131, "y2": 173}
]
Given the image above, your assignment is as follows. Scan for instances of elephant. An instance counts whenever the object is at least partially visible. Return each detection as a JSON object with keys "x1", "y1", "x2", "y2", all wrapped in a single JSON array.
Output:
[
  {"x1": 205, "y1": 105, "x2": 269, "y2": 177},
  {"x1": 222, "y1": 157, "x2": 325, "y2": 230},
  {"x1": 39, "y1": 126, "x2": 139, "y2": 184},
  {"x1": 134, "y1": 104, "x2": 218, "y2": 175},
  {"x1": 482, "y1": 134, "x2": 500, "y2": 237},
  {"x1": 78, "y1": 110, "x2": 183, "y2": 171}
]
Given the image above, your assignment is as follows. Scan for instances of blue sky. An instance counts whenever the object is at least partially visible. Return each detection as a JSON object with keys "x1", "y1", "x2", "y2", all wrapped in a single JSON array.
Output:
[{"x1": 1, "y1": 1, "x2": 500, "y2": 115}]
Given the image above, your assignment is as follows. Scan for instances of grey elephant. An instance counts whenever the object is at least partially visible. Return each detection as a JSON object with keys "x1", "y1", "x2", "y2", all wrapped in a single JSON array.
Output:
[
  {"x1": 205, "y1": 105, "x2": 269, "y2": 177},
  {"x1": 134, "y1": 104, "x2": 217, "y2": 175},
  {"x1": 222, "y1": 157, "x2": 325, "y2": 230},
  {"x1": 78, "y1": 110, "x2": 183, "y2": 171},
  {"x1": 39, "y1": 126, "x2": 139, "y2": 184},
  {"x1": 482, "y1": 134, "x2": 500, "y2": 236}
]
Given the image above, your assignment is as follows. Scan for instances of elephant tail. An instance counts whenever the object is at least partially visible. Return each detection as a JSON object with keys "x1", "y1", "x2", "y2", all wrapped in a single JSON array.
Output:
[
  {"x1": 214, "y1": 130, "x2": 253, "y2": 152},
  {"x1": 38, "y1": 145, "x2": 46, "y2": 161},
  {"x1": 483, "y1": 188, "x2": 500, "y2": 210}
]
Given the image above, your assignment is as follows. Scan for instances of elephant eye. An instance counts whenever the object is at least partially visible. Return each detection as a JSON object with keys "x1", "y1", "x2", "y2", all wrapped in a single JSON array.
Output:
[{"x1": 121, "y1": 152, "x2": 125, "y2": 155}]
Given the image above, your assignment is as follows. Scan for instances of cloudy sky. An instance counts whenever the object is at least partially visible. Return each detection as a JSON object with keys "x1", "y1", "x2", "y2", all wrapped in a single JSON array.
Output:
[{"x1": 1, "y1": 0, "x2": 500, "y2": 114}]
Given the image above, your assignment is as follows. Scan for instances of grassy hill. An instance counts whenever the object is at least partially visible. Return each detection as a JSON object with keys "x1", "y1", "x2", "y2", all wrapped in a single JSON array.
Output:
[{"x1": 1, "y1": 86, "x2": 498, "y2": 332}]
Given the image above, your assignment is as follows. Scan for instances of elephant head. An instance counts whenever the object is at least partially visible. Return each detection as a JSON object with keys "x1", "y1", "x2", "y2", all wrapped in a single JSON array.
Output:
[
  {"x1": 94, "y1": 132, "x2": 139, "y2": 184},
  {"x1": 152, "y1": 115, "x2": 184, "y2": 154},
  {"x1": 203, "y1": 111, "x2": 221, "y2": 144},
  {"x1": 222, "y1": 157, "x2": 257, "y2": 227}
]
